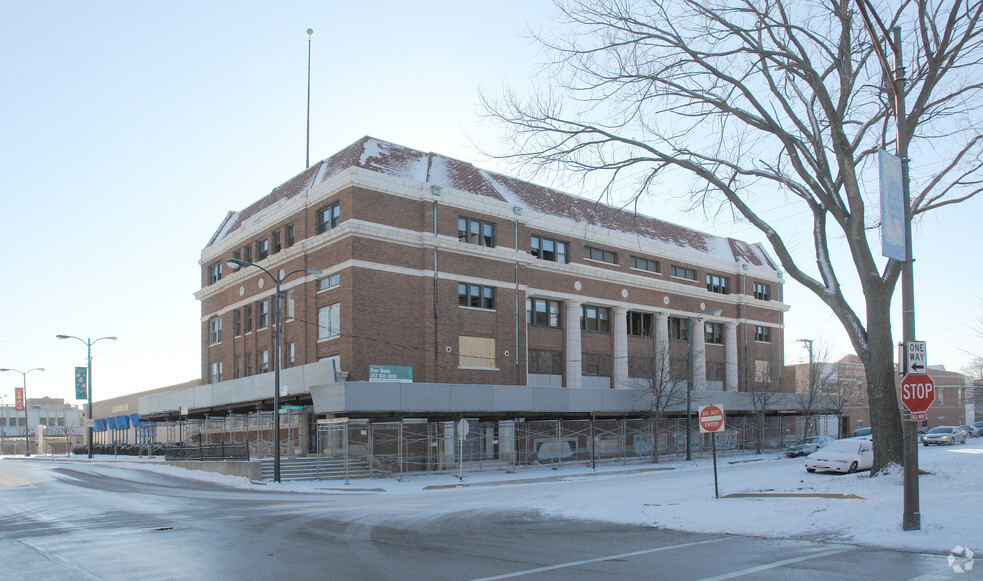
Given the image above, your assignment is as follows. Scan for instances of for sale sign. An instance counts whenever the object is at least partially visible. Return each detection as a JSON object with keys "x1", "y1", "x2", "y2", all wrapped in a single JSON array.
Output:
[{"x1": 699, "y1": 404, "x2": 725, "y2": 433}]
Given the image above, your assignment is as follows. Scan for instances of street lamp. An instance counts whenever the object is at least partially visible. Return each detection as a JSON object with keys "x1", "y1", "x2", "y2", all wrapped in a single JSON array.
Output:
[
  {"x1": 0, "y1": 367, "x2": 45, "y2": 456},
  {"x1": 227, "y1": 257, "x2": 321, "y2": 483},
  {"x1": 56, "y1": 335, "x2": 117, "y2": 458},
  {"x1": 687, "y1": 308, "x2": 723, "y2": 460}
]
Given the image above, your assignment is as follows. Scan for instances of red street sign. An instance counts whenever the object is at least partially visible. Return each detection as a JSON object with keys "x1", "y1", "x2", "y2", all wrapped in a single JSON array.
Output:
[
  {"x1": 909, "y1": 412, "x2": 927, "y2": 422},
  {"x1": 699, "y1": 404, "x2": 725, "y2": 433},
  {"x1": 900, "y1": 374, "x2": 935, "y2": 414},
  {"x1": 14, "y1": 387, "x2": 25, "y2": 412}
]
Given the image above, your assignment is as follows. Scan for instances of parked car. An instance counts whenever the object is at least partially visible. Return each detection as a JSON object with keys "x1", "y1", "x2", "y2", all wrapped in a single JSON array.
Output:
[
  {"x1": 786, "y1": 436, "x2": 835, "y2": 458},
  {"x1": 961, "y1": 425, "x2": 981, "y2": 438},
  {"x1": 974, "y1": 420, "x2": 983, "y2": 433},
  {"x1": 921, "y1": 426, "x2": 967, "y2": 446},
  {"x1": 804, "y1": 438, "x2": 874, "y2": 474},
  {"x1": 845, "y1": 427, "x2": 872, "y2": 440}
]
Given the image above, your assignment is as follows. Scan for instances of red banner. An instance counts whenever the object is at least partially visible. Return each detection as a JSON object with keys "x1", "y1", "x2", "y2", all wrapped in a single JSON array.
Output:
[{"x1": 14, "y1": 387, "x2": 25, "y2": 412}]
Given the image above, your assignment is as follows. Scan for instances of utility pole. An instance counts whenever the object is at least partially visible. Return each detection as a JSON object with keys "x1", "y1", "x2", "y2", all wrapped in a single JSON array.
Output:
[{"x1": 855, "y1": 1, "x2": 920, "y2": 531}]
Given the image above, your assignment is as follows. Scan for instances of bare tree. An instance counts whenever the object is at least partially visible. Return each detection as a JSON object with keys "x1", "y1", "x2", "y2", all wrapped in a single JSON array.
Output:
[
  {"x1": 485, "y1": 0, "x2": 983, "y2": 472},
  {"x1": 746, "y1": 351, "x2": 780, "y2": 454},
  {"x1": 791, "y1": 338, "x2": 842, "y2": 439},
  {"x1": 628, "y1": 340, "x2": 688, "y2": 462}
]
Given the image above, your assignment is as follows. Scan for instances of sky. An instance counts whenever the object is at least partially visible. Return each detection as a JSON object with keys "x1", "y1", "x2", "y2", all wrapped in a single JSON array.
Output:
[{"x1": 1, "y1": 1, "x2": 981, "y2": 406}]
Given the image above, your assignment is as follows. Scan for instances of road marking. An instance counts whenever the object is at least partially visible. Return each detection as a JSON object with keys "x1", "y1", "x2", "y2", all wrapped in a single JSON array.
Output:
[
  {"x1": 694, "y1": 547, "x2": 853, "y2": 580},
  {"x1": 468, "y1": 536, "x2": 730, "y2": 580}
]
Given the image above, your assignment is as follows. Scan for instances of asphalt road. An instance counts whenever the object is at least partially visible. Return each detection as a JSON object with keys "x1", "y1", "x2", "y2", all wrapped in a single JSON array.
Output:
[{"x1": 0, "y1": 459, "x2": 970, "y2": 580}]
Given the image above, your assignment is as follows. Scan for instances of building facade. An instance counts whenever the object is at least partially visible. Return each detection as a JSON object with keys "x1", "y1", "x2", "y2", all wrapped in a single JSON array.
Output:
[
  {"x1": 0, "y1": 397, "x2": 83, "y2": 455},
  {"x1": 143, "y1": 137, "x2": 788, "y2": 428}
]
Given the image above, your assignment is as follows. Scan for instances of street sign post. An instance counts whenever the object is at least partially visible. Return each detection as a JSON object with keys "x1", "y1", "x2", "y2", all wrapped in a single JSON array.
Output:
[
  {"x1": 456, "y1": 419, "x2": 470, "y2": 480},
  {"x1": 699, "y1": 405, "x2": 725, "y2": 498},
  {"x1": 900, "y1": 374, "x2": 935, "y2": 414}
]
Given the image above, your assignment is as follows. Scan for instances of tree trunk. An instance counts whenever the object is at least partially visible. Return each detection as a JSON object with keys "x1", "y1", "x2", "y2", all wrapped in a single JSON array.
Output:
[{"x1": 859, "y1": 301, "x2": 904, "y2": 473}]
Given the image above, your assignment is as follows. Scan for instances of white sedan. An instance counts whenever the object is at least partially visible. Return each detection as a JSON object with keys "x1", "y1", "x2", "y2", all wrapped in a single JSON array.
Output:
[{"x1": 804, "y1": 438, "x2": 873, "y2": 474}]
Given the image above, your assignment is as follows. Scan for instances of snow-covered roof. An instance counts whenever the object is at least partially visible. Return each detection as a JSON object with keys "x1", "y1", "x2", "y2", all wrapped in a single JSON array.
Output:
[{"x1": 210, "y1": 136, "x2": 777, "y2": 269}]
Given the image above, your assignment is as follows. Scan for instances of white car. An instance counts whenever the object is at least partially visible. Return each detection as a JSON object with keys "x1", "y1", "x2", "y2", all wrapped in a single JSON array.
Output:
[
  {"x1": 804, "y1": 438, "x2": 873, "y2": 474},
  {"x1": 922, "y1": 426, "x2": 967, "y2": 446}
]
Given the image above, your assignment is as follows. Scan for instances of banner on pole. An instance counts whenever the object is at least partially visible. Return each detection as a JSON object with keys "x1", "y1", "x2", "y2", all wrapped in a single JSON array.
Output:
[{"x1": 75, "y1": 367, "x2": 88, "y2": 399}]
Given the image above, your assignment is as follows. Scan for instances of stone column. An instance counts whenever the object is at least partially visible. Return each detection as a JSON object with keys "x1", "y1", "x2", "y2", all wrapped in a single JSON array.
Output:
[
  {"x1": 725, "y1": 321, "x2": 738, "y2": 391},
  {"x1": 565, "y1": 300, "x2": 583, "y2": 388},
  {"x1": 655, "y1": 312, "x2": 669, "y2": 378},
  {"x1": 692, "y1": 317, "x2": 708, "y2": 392},
  {"x1": 613, "y1": 307, "x2": 629, "y2": 389}
]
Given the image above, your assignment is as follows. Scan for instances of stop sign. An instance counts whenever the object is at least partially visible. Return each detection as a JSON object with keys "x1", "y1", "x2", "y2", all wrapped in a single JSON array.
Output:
[
  {"x1": 699, "y1": 404, "x2": 725, "y2": 433},
  {"x1": 900, "y1": 374, "x2": 935, "y2": 413}
]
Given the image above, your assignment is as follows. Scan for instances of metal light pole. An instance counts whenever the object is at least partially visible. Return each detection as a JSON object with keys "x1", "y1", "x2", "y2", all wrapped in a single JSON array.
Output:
[
  {"x1": 227, "y1": 258, "x2": 321, "y2": 483},
  {"x1": 1, "y1": 394, "x2": 5, "y2": 454},
  {"x1": 56, "y1": 335, "x2": 117, "y2": 458},
  {"x1": 0, "y1": 367, "x2": 44, "y2": 456},
  {"x1": 854, "y1": 0, "x2": 920, "y2": 531},
  {"x1": 686, "y1": 309, "x2": 723, "y2": 461},
  {"x1": 306, "y1": 27, "x2": 314, "y2": 169}
]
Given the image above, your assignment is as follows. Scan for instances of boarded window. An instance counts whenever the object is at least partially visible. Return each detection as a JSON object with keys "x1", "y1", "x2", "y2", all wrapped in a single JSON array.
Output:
[{"x1": 459, "y1": 336, "x2": 496, "y2": 368}]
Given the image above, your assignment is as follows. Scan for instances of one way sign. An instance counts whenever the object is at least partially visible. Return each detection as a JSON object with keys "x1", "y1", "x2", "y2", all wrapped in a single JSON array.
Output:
[{"x1": 905, "y1": 341, "x2": 927, "y2": 375}]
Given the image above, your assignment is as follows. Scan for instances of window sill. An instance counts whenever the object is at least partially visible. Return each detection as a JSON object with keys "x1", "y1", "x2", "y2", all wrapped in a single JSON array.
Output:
[
  {"x1": 317, "y1": 335, "x2": 340, "y2": 343},
  {"x1": 458, "y1": 366, "x2": 500, "y2": 371},
  {"x1": 458, "y1": 306, "x2": 497, "y2": 312}
]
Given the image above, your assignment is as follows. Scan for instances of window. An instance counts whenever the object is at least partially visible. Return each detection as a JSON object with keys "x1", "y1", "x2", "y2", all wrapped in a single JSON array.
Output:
[
  {"x1": 706, "y1": 362, "x2": 725, "y2": 381},
  {"x1": 256, "y1": 238, "x2": 269, "y2": 261},
  {"x1": 754, "y1": 282, "x2": 771, "y2": 301},
  {"x1": 233, "y1": 310, "x2": 242, "y2": 337},
  {"x1": 317, "y1": 202, "x2": 340, "y2": 234},
  {"x1": 458, "y1": 283, "x2": 495, "y2": 309},
  {"x1": 582, "y1": 305, "x2": 610, "y2": 333},
  {"x1": 242, "y1": 245, "x2": 252, "y2": 263},
  {"x1": 319, "y1": 273, "x2": 341, "y2": 291},
  {"x1": 459, "y1": 336, "x2": 496, "y2": 369},
  {"x1": 286, "y1": 224, "x2": 296, "y2": 247},
  {"x1": 233, "y1": 250, "x2": 241, "y2": 261},
  {"x1": 245, "y1": 353, "x2": 253, "y2": 376},
  {"x1": 671, "y1": 265, "x2": 697, "y2": 281},
  {"x1": 319, "y1": 303, "x2": 340, "y2": 339},
  {"x1": 585, "y1": 245, "x2": 617, "y2": 264},
  {"x1": 528, "y1": 350, "x2": 562, "y2": 374},
  {"x1": 207, "y1": 263, "x2": 222, "y2": 285},
  {"x1": 234, "y1": 356, "x2": 242, "y2": 379},
  {"x1": 258, "y1": 349, "x2": 270, "y2": 373},
  {"x1": 257, "y1": 300, "x2": 269, "y2": 329},
  {"x1": 669, "y1": 317, "x2": 689, "y2": 341},
  {"x1": 707, "y1": 274, "x2": 730, "y2": 294},
  {"x1": 627, "y1": 312, "x2": 652, "y2": 337},
  {"x1": 244, "y1": 305, "x2": 253, "y2": 333},
  {"x1": 630, "y1": 256, "x2": 660, "y2": 273},
  {"x1": 755, "y1": 325, "x2": 771, "y2": 342},
  {"x1": 527, "y1": 298, "x2": 562, "y2": 327},
  {"x1": 582, "y1": 353, "x2": 610, "y2": 377},
  {"x1": 705, "y1": 322, "x2": 724, "y2": 345},
  {"x1": 210, "y1": 361, "x2": 222, "y2": 384},
  {"x1": 458, "y1": 216, "x2": 495, "y2": 247},
  {"x1": 208, "y1": 317, "x2": 222, "y2": 345},
  {"x1": 272, "y1": 230, "x2": 282, "y2": 254},
  {"x1": 531, "y1": 235, "x2": 569, "y2": 263},
  {"x1": 286, "y1": 342, "x2": 296, "y2": 366}
]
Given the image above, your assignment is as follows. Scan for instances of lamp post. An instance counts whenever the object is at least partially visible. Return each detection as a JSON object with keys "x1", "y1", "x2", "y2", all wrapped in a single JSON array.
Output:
[
  {"x1": 227, "y1": 257, "x2": 321, "y2": 483},
  {"x1": 0, "y1": 367, "x2": 44, "y2": 456},
  {"x1": 56, "y1": 335, "x2": 117, "y2": 458},
  {"x1": 686, "y1": 308, "x2": 723, "y2": 461},
  {"x1": 1, "y1": 394, "x2": 5, "y2": 454}
]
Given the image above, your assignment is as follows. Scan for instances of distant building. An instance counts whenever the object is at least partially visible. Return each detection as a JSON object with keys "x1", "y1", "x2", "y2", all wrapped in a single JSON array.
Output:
[
  {"x1": 783, "y1": 355, "x2": 976, "y2": 437},
  {"x1": 0, "y1": 397, "x2": 83, "y2": 455}
]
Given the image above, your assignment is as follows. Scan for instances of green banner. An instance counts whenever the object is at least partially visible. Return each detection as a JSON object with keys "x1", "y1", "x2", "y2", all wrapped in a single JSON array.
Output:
[{"x1": 75, "y1": 367, "x2": 87, "y2": 399}]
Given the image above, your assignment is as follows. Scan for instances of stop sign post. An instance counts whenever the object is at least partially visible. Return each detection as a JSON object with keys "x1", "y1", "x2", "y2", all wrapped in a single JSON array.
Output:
[{"x1": 699, "y1": 405, "x2": 725, "y2": 498}]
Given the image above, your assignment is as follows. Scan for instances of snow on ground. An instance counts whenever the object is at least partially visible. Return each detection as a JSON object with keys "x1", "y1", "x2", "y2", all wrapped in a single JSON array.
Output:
[{"x1": 19, "y1": 438, "x2": 983, "y2": 555}]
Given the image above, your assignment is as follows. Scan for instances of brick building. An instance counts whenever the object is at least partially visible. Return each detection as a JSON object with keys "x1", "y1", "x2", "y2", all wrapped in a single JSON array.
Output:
[{"x1": 141, "y1": 137, "x2": 788, "y2": 430}]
